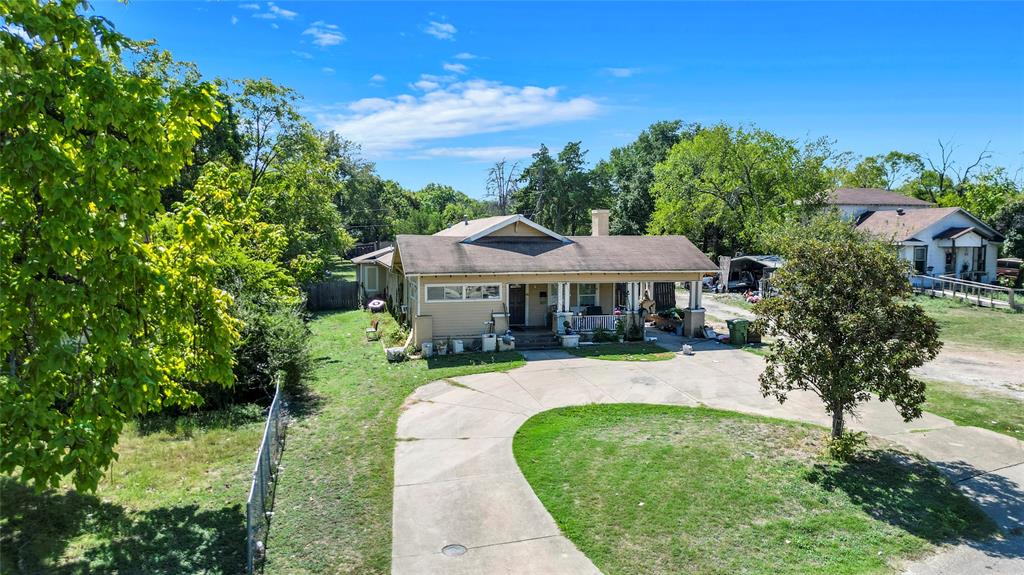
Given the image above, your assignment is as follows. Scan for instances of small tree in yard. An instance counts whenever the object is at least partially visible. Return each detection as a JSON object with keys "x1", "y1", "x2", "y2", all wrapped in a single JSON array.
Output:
[{"x1": 754, "y1": 218, "x2": 942, "y2": 454}]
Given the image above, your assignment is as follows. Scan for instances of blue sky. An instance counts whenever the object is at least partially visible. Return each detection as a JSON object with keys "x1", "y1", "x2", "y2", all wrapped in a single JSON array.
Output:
[{"x1": 95, "y1": 1, "x2": 1024, "y2": 196}]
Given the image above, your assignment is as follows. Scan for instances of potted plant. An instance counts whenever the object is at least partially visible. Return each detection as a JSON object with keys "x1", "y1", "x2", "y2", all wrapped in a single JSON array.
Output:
[
  {"x1": 560, "y1": 321, "x2": 580, "y2": 348},
  {"x1": 614, "y1": 318, "x2": 625, "y2": 343}
]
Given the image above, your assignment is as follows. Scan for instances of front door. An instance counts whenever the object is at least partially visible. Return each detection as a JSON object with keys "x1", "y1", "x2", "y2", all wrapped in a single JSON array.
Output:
[{"x1": 508, "y1": 284, "x2": 525, "y2": 326}]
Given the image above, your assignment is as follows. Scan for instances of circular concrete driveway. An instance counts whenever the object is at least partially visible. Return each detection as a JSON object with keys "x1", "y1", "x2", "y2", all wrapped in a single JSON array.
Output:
[{"x1": 391, "y1": 343, "x2": 1024, "y2": 575}]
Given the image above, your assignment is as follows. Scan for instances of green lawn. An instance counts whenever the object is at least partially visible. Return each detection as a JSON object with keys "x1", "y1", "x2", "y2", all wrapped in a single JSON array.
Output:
[
  {"x1": 1, "y1": 406, "x2": 266, "y2": 574},
  {"x1": 912, "y1": 296, "x2": 1023, "y2": 354},
  {"x1": 567, "y1": 342, "x2": 675, "y2": 362},
  {"x1": 263, "y1": 310, "x2": 524, "y2": 574},
  {"x1": 514, "y1": 404, "x2": 995, "y2": 575},
  {"x1": 325, "y1": 255, "x2": 357, "y2": 281},
  {"x1": 924, "y1": 379, "x2": 1024, "y2": 441},
  {"x1": 706, "y1": 292, "x2": 755, "y2": 311}
]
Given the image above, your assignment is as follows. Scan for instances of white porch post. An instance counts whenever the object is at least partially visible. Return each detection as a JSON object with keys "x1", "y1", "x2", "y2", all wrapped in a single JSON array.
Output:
[
  {"x1": 682, "y1": 279, "x2": 705, "y2": 338},
  {"x1": 555, "y1": 282, "x2": 571, "y2": 334}
]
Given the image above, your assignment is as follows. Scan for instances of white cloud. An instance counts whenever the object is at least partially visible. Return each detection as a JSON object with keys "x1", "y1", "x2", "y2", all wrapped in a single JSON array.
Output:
[
  {"x1": 414, "y1": 146, "x2": 537, "y2": 162},
  {"x1": 239, "y1": 3, "x2": 260, "y2": 10},
  {"x1": 454, "y1": 52, "x2": 477, "y2": 60},
  {"x1": 231, "y1": 15, "x2": 239, "y2": 25},
  {"x1": 603, "y1": 67, "x2": 638, "y2": 78},
  {"x1": 424, "y1": 21, "x2": 456, "y2": 40},
  {"x1": 304, "y1": 22, "x2": 345, "y2": 46},
  {"x1": 370, "y1": 74, "x2": 387, "y2": 84},
  {"x1": 412, "y1": 79, "x2": 440, "y2": 91},
  {"x1": 270, "y1": 22, "x2": 279, "y2": 29},
  {"x1": 253, "y1": 2, "x2": 296, "y2": 20},
  {"x1": 443, "y1": 62, "x2": 468, "y2": 74},
  {"x1": 322, "y1": 67, "x2": 336, "y2": 74},
  {"x1": 317, "y1": 79, "x2": 599, "y2": 154},
  {"x1": 292, "y1": 50, "x2": 312, "y2": 59}
]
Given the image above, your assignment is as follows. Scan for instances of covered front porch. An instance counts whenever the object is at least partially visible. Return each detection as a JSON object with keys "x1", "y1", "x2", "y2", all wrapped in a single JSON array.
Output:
[{"x1": 505, "y1": 280, "x2": 706, "y2": 337}]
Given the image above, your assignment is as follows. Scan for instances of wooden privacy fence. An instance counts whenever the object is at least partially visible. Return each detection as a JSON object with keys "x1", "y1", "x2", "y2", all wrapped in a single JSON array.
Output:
[
  {"x1": 346, "y1": 241, "x2": 392, "y2": 259},
  {"x1": 305, "y1": 280, "x2": 359, "y2": 311}
]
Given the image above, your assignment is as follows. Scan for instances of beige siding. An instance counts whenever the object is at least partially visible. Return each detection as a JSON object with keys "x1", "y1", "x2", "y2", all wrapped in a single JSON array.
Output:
[
  {"x1": 412, "y1": 275, "x2": 701, "y2": 341},
  {"x1": 416, "y1": 272, "x2": 703, "y2": 284},
  {"x1": 525, "y1": 283, "x2": 549, "y2": 326},
  {"x1": 488, "y1": 222, "x2": 550, "y2": 237},
  {"x1": 419, "y1": 298, "x2": 507, "y2": 339}
]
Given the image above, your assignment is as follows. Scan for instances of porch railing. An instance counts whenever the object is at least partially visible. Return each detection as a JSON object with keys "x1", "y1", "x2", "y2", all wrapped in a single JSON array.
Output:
[
  {"x1": 571, "y1": 314, "x2": 619, "y2": 332},
  {"x1": 911, "y1": 274, "x2": 1021, "y2": 311}
]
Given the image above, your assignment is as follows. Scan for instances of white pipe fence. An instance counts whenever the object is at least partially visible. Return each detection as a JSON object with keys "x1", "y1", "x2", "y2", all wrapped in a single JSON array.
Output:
[
  {"x1": 911, "y1": 274, "x2": 1021, "y2": 311},
  {"x1": 246, "y1": 375, "x2": 287, "y2": 574}
]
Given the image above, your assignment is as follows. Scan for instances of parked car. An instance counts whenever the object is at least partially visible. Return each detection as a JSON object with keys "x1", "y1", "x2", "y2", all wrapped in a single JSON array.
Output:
[{"x1": 997, "y1": 258, "x2": 1021, "y2": 283}]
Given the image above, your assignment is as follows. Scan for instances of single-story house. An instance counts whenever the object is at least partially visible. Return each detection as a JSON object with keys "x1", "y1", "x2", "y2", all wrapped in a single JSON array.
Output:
[
  {"x1": 825, "y1": 188, "x2": 1003, "y2": 282},
  {"x1": 354, "y1": 210, "x2": 718, "y2": 349},
  {"x1": 827, "y1": 187, "x2": 934, "y2": 221}
]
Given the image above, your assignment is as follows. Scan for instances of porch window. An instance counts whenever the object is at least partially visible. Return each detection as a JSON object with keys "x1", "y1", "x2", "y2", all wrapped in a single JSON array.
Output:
[
  {"x1": 944, "y1": 249, "x2": 955, "y2": 274},
  {"x1": 976, "y1": 246, "x2": 987, "y2": 272},
  {"x1": 913, "y1": 246, "x2": 928, "y2": 274},
  {"x1": 578, "y1": 283, "x2": 598, "y2": 307},
  {"x1": 425, "y1": 284, "x2": 501, "y2": 302},
  {"x1": 465, "y1": 284, "x2": 501, "y2": 301}
]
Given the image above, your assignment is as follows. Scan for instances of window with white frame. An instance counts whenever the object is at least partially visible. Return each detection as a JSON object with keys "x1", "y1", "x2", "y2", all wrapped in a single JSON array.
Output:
[
  {"x1": 578, "y1": 283, "x2": 598, "y2": 307},
  {"x1": 364, "y1": 266, "x2": 378, "y2": 291},
  {"x1": 913, "y1": 246, "x2": 927, "y2": 274},
  {"x1": 425, "y1": 283, "x2": 502, "y2": 303}
]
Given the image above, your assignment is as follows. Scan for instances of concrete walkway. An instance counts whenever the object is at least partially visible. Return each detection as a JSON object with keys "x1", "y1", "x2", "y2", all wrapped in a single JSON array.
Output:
[{"x1": 391, "y1": 338, "x2": 1024, "y2": 574}]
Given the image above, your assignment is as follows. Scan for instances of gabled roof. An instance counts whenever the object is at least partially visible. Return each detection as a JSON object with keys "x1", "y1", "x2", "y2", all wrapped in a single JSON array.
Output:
[
  {"x1": 856, "y1": 207, "x2": 1003, "y2": 243},
  {"x1": 396, "y1": 234, "x2": 717, "y2": 276},
  {"x1": 434, "y1": 214, "x2": 568, "y2": 243},
  {"x1": 351, "y1": 245, "x2": 395, "y2": 265},
  {"x1": 827, "y1": 188, "x2": 933, "y2": 207},
  {"x1": 434, "y1": 215, "x2": 516, "y2": 238}
]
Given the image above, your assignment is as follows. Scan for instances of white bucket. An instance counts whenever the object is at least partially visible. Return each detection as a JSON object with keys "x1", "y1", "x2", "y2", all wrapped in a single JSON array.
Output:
[
  {"x1": 452, "y1": 340, "x2": 464, "y2": 354},
  {"x1": 420, "y1": 341, "x2": 434, "y2": 357},
  {"x1": 481, "y1": 333, "x2": 497, "y2": 352}
]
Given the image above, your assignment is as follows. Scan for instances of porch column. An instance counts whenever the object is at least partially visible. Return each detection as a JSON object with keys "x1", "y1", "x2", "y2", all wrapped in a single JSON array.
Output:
[
  {"x1": 683, "y1": 279, "x2": 705, "y2": 338},
  {"x1": 555, "y1": 282, "x2": 572, "y2": 334},
  {"x1": 555, "y1": 282, "x2": 565, "y2": 313}
]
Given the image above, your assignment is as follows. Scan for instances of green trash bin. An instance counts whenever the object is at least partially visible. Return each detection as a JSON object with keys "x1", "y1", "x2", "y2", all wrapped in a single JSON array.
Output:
[{"x1": 727, "y1": 319, "x2": 750, "y2": 346}]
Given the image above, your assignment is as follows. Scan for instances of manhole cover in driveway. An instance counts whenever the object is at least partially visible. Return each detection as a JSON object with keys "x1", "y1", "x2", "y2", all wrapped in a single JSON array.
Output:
[{"x1": 442, "y1": 544, "x2": 467, "y2": 557}]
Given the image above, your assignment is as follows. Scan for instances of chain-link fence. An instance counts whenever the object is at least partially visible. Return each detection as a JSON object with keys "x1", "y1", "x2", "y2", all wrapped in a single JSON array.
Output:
[{"x1": 246, "y1": 376, "x2": 287, "y2": 574}]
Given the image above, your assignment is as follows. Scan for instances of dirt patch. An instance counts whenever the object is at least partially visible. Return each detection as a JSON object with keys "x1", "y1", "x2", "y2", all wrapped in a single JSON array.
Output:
[{"x1": 915, "y1": 343, "x2": 1024, "y2": 399}]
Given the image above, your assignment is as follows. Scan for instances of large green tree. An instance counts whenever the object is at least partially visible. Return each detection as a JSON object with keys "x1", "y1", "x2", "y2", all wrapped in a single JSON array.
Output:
[
  {"x1": 754, "y1": 216, "x2": 942, "y2": 442},
  {"x1": 512, "y1": 142, "x2": 610, "y2": 235},
  {"x1": 0, "y1": 0, "x2": 239, "y2": 490},
  {"x1": 607, "y1": 120, "x2": 699, "y2": 235},
  {"x1": 650, "y1": 124, "x2": 835, "y2": 256}
]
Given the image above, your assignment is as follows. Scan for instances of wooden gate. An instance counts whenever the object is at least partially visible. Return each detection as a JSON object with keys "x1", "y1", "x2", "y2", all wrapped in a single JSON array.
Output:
[{"x1": 653, "y1": 282, "x2": 677, "y2": 311}]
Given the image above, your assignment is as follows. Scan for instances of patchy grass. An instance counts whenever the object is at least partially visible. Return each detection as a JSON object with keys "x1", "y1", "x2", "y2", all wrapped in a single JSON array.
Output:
[
  {"x1": 706, "y1": 292, "x2": 755, "y2": 311},
  {"x1": 514, "y1": 404, "x2": 995, "y2": 575},
  {"x1": 1, "y1": 405, "x2": 266, "y2": 574},
  {"x1": 913, "y1": 296, "x2": 1024, "y2": 354},
  {"x1": 325, "y1": 255, "x2": 357, "y2": 281},
  {"x1": 924, "y1": 379, "x2": 1024, "y2": 441},
  {"x1": 567, "y1": 342, "x2": 675, "y2": 362},
  {"x1": 263, "y1": 310, "x2": 524, "y2": 574}
]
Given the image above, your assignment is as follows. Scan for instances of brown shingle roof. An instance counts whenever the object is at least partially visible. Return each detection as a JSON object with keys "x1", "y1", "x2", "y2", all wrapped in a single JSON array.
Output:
[
  {"x1": 396, "y1": 234, "x2": 717, "y2": 276},
  {"x1": 350, "y1": 245, "x2": 395, "y2": 264},
  {"x1": 827, "y1": 188, "x2": 933, "y2": 206},
  {"x1": 855, "y1": 207, "x2": 961, "y2": 241},
  {"x1": 433, "y1": 215, "x2": 518, "y2": 237}
]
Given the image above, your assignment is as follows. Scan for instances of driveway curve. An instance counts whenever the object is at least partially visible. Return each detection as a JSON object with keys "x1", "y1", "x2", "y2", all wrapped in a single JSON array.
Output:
[{"x1": 391, "y1": 342, "x2": 1024, "y2": 575}]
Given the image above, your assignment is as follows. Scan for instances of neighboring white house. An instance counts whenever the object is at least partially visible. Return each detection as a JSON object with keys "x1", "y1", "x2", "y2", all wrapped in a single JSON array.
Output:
[
  {"x1": 827, "y1": 187, "x2": 934, "y2": 221},
  {"x1": 825, "y1": 188, "x2": 1003, "y2": 283}
]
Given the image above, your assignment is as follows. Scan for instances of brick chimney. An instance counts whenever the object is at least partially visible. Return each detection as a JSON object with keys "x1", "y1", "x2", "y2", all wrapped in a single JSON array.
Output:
[{"x1": 591, "y1": 209, "x2": 609, "y2": 236}]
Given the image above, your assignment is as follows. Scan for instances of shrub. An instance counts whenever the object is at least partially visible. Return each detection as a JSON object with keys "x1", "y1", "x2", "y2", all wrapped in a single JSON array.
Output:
[{"x1": 825, "y1": 431, "x2": 868, "y2": 461}]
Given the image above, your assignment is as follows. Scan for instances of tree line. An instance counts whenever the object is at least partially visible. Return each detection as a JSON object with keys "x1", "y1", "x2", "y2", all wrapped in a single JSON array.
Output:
[{"x1": 494, "y1": 123, "x2": 1023, "y2": 266}]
